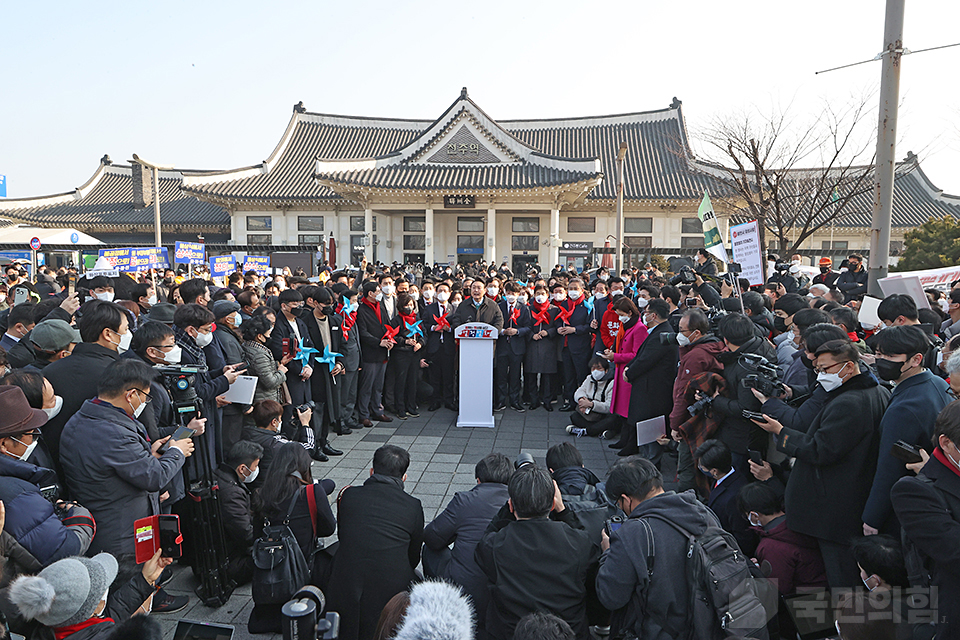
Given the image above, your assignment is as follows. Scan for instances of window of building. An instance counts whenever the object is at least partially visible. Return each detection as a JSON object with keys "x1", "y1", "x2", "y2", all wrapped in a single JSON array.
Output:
[
  {"x1": 350, "y1": 216, "x2": 376, "y2": 232},
  {"x1": 403, "y1": 235, "x2": 426, "y2": 251},
  {"x1": 246, "y1": 216, "x2": 272, "y2": 232},
  {"x1": 298, "y1": 216, "x2": 324, "y2": 231},
  {"x1": 567, "y1": 217, "x2": 596, "y2": 233},
  {"x1": 458, "y1": 235, "x2": 484, "y2": 249},
  {"x1": 298, "y1": 235, "x2": 322, "y2": 245},
  {"x1": 247, "y1": 234, "x2": 272, "y2": 245},
  {"x1": 512, "y1": 236, "x2": 539, "y2": 251},
  {"x1": 681, "y1": 218, "x2": 701, "y2": 235},
  {"x1": 512, "y1": 217, "x2": 539, "y2": 232},
  {"x1": 680, "y1": 237, "x2": 703, "y2": 248},
  {"x1": 624, "y1": 218, "x2": 653, "y2": 234},
  {"x1": 458, "y1": 217, "x2": 484, "y2": 233},
  {"x1": 403, "y1": 216, "x2": 426, "y2": 232},
  {"x1": 625, "y1": 236, "x2": 652, "y2": 248},
  {"x1": 821, "y1": 241, "x2": 849, "y2": 250}
]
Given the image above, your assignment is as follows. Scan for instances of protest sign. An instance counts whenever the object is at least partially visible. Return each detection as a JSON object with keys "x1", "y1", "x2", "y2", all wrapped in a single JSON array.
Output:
[
  {"x1": 210, "y1": 255, "x2": 237, "y2": 277},
  {"x1": 729, "y1": 220, "x2": 765, "y2": 286},
  {"x1": 175, "y1": 242, "x2": 206, "y2": 265}
]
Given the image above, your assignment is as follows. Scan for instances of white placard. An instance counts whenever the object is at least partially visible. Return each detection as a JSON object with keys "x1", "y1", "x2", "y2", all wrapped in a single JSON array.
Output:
[
  {"x1": 636, "y1": 415, "x2": 666, "y2": 447},
  {"x1": 858, "y1": 296, "x2": 883, "y2": 329},
  {"x1": 878, "y1": 275, "x2": 931, "y2": 310},
  {"x1": 223, "y1": 375, "x2": 257, "y2": 405},
  {"x1": 729, "y1": 220, "x2": 765, "y2": 286}
]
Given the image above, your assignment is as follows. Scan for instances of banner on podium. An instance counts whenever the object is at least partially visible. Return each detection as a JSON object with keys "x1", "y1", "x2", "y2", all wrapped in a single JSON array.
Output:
[{"x1": 455, "y1": 322, "x2": 499, "y2": 340}]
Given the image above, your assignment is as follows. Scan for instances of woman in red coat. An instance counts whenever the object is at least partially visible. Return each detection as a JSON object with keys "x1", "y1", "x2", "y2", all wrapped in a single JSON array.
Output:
[{"x1": 600, "y1": 297, "x2": 648, "y2": 441}]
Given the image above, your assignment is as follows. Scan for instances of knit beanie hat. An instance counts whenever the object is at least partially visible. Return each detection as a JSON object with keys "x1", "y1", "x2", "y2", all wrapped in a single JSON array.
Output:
[
  {"x1": 8, "y1": 553, "x2": 118, "y2": 627},
  {"x1": 393, "y1": 580, "x2": 474, "y2": 640}
]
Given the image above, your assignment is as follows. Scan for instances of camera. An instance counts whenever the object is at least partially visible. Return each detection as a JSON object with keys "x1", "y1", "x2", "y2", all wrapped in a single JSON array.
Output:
[
  {"x1": 739, "y1": 353, "x2": 785, "y2": 398},
  {"x1": 604, "y1": 515, "x2": 626, "y2": 538},
  {"x1": 774, "y1": 262, "x2": 792, "y2": 272},
  {"x1": 727, "y1": 262, "x2": 743, "y2": 275},
  {"x1": 157, "y1": 365, "x2": 209, "y2": 415},
  {"x1": 282, "y1": 586, "x2": 339, "y2": 640},
  {"x1": 687, "y1": 395, "x2": 713, "y2": 417},
  {"x1": 669, "y1": 265, "x2": 697, "y2": 286},
  {"x1": 298, "y1": 400, "x2": 317, "y2": 414},
  {"x1": 515, "y1": 452, "x2": 535, "y2": 469},
  {"x1": 39, "y1": 484, "x2": 61, "y2": 503}
]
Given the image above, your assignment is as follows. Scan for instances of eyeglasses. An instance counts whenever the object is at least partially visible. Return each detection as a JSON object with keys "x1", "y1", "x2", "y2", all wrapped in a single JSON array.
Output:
[
  {"x1": 813, "y1": 360, "x2": 848, "y2": 375},
  {"x1": 131, "y1": 388, "x2": 152, "y2": 403}
]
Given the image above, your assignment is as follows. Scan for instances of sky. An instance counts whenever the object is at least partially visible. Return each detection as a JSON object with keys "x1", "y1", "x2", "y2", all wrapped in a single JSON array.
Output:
[{"x1": 2, "y1": 0, "x2": 959, "y2": 199}]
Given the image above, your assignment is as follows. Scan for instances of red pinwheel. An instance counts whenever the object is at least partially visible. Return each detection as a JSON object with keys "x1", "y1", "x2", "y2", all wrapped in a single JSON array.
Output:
[
  {"x1": 509, "y1": 307, "x2": 521, "y2": 324},
  {"x1": 433, "y1": 312, "x2": 451, "y2": 332},
  {"x1": 532, "y1": 308, "x2": 552, "y2": 326},
  {"x1": 556, "y1": 305, "x2": 574, "y2": 325},
  {"x1": 382, "y1": 323, "x2": 401, "y2": 344}
]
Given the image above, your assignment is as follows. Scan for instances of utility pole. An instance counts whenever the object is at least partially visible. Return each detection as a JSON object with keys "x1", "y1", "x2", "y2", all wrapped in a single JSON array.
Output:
[
  {"x1": 615, "y1": 142, "x2": 627, "y2": 273},
  {"x1": 131, "y1": 154, "x2": 173, "y2": 248},
  {"x1": 867, "y1": 0, "x2": 905, "y2": 296}
]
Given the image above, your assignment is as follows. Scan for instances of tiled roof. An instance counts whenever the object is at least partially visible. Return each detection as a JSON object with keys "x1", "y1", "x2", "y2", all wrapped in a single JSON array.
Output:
[
  {"x1": 0, "y1": 163, "x2": 228, "y2": 229},
  {"x1": 315, "y1": 164, "x2": 599, "y2": 192}
]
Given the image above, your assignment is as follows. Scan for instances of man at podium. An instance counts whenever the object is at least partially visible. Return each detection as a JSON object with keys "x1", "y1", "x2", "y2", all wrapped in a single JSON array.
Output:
[{"x1": 451, "y1": 279, "x2": 504, "y2": 338}]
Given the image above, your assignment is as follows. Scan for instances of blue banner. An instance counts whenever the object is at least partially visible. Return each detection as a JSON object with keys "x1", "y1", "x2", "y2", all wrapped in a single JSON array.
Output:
[
  {"x1": 174, "y1": 241, "x2": 206, "y2": 265},
  {"x1": 242, "y1": 255, "x2": 271, "y2": 276},
  {"x1": 98, "y1": 248, "x2": 169, "y2": 272},
  {"x1": 0, "y1": 175, "x2": 6, "y2": 198},
  {"x1": 210, "y1": 255, "x2": 237, "y2": 277}
]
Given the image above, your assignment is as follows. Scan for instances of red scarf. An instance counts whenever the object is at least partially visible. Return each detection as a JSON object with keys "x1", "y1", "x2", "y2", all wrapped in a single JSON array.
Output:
[
  {"x1": 361, "y1": 296, "x2": 382, "y2": 324},
  {"x1": 399, "y1": 312, "x2": 416, "y2": 327},
  {"x1": 530, "y1": 300, "x2": 552, "y2": 326},
  {"x1": 55, "y1": 617, "x2": 114, "y2": 639},
  {"x1": 847, "y1": 331, "x2": 859, "y2": 343},
  {"x1": 934, "y1": 447, "x2": 960, "y2": 479},
  {"x1": 341, "y1": 311, "x2": 356, "y2": 341}
]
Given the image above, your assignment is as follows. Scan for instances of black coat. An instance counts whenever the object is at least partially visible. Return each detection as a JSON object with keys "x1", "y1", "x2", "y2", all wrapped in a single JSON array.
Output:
[
  {"x1": 496, "y1": 300, "x2": 532, "y2": 356},
  {"x1": 836, "y1": 267, "x2": 868, "y2": 299},
  {"x1": 475, "y1": 508, "x2": 598, "y2": 640},
  {"x1": 356, "y1": 299, "x2": 391, "y2": 363},
  {"x1": 327, "y1": 475, "x2": 424, "y2": 640},
  {"x1": 706, "y1": 469, "x2": 753, "y2": 553},
  {"x1": 524, "y1": 303, "x2": 560, "y2": 374},
  {"x1": 267, "y1": 313, "x2": 313, "y2": 404},
  {"x1": 775, "y1": 373, "x2": 889, "y2": 544},
  {"x1": 42, "y1": 342, "x2": 121, "y2": 466},
  {"x1": 552, "y1": 298, "x2": 592, "y2": 356},
  {"x1": 303, "y1": 311, "x2": 345, "y2": 425},
  {"x1": 712, "y1": 336, "x2": 779, "y2": 454},
  {"x1": 213, "y1": 464, "x2": 255, "y2": 559},
  {"x1": 892, "y1": 452, "x2": 960, "y2": 640},
  {"x1": 624, "y1": 322, "x2": 678, "y2": 427},
  {"x1": 421, "y1": 300, "x2": 456, "y2": 356},
  {"x1": 239, "y1": 426, "x2": 285, "y2": 489}
]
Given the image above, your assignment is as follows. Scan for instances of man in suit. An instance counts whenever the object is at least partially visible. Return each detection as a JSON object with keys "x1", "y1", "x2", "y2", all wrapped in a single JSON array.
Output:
[
  {"x1": 327, "y1": 446, "x2": 424, "y2": 640},
  {"x1": 0, "y1": 303, "x2": 35, "y2": 353},
  {"x1": 355, "y1": 280, "x2": 395, "y2": 427},
  {"x1": 379, "y1": 273, "x2": 402, "y2": 414},
  {"x1": 496, "y1": 282, "x2": 532, "y2": 412},
  {"x1": 266, "y1": 289, "x2": 318, "y2": 453},
  {"x1": 451, "y1": 279, "x2": 504, "y2": 407},
  {"x1": 335, "y1": 288, "x2": 362, "y2": 432},
  {"x1": 616, "y1": 299, "x2": 679, "y2": 460},
  {"x1": 302, "y1": 286, "x2": 346, "y2": 457},
  {"x1": 553, "y1": 279, "x2": 592, "y2": 413},
  {"x1": 422, "y1": 282, "x2": 457, "y2": 411},
  {"x1": 695, "y1": 439, "x2": 752, "y2": 553}
]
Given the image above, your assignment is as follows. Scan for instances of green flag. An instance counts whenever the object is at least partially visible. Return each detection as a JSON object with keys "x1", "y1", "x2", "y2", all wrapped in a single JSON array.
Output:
[{"x1": 697, "y1": 190, "x2": 728, "y2": 263}]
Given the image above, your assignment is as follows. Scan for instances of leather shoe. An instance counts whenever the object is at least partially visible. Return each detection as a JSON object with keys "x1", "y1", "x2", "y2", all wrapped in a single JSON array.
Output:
[
  {"x1": 559, "y1": 402, "x2": 575, "y2": 412},
  {"x1": 335, "y1": 426, "x2": 352, "y2": 436},
  {"x1": 445, "y1": 403, "x2": 459, "y2": 412},
  {"x1": 361, "y1": 419, "x2": 374, "y2": 428},
  {"x1": 375, "y1": 414, "x2": 393, "y2": 423},
  {"x1": 428, "y1": 402, "x2": 441, "y2": 411},
  {"x1": 310, "y1": 449, "x2": 329, "y2": 462},
  {"x1": 544, "y1": 402, "x2": 554, "y2": 412},
  {"x1": 510, "y1": 403, "x2": 526, "y2": 413},
  {"x1": 528, "y1": 401, "x2": 541, "y2": 410},
  {"x1": 322, "y1": 443, "x2": 343, "y2": 456},
  {"x1": 618, "y1": 446, "x2": 640, "y2": 457}
]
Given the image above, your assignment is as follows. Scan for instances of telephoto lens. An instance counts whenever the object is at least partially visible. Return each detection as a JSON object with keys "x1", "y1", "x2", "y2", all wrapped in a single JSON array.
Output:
[{"x1": 515, "y1": 452, "x2": 535, "y2": 469}]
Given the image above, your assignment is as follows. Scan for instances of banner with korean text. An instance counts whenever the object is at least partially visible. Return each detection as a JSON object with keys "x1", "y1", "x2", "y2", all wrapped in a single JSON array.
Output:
[{"x1": 729, "y1": 220, "x2": 765, "y2": 286}]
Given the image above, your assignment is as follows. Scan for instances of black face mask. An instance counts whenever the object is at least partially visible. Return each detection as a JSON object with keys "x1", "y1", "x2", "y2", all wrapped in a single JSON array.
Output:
[
  {"x1": 876, "y1": 358, "x2": 909, "y2": 382},
  {"x1": 820, "y1": 267, "x2": 830, "y2": 274},
  {"x1": 774, "y1": 316, "x2": 788, "y2": 333},
  {"x1": 800, "y1": 352, "x2": 814, "y2": 370},
  {"x1": 321, "y1": 305, "x2": 336, "y2": 317}
]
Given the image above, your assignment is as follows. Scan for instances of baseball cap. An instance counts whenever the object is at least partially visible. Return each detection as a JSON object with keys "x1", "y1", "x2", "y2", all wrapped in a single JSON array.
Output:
[{"x1": 30, "y1": 319, "x2": 81, "y2": 353}]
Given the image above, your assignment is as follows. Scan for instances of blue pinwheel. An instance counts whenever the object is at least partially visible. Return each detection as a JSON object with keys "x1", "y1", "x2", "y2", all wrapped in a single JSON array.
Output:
[
  {"x1": 405, "y1": 318, "x2": 423, "y2": 339},
  {"x1": 583, "y1": 295, "x2": 595, "y2": 315},
  {"x1": 294, "y1": 337, "x2": 320, "y2": 369},
  {"x1": 340, "y1": 297, "x2": 357, "y2": 316},
  {"x1": 315, "y1": 344, "x2": 343, "y2": 372}
]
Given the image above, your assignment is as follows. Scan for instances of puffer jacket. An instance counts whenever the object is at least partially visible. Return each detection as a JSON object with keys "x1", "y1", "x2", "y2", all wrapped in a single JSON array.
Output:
[
  {"x1": 572, "y1": 370, "x2": 614, "y2": 421},
  {"x1": 0, "y1": 456, "x2": 92, "y2": 567},
  {"x1": 242, "y1": 339, "x2": 286, "y2": 405}
]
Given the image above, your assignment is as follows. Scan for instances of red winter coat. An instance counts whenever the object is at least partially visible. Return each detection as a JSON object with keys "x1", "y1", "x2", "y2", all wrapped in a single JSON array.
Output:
[
  {"x1": 599, "y1": 307, "x2": 621, "y2": 349},
  {"x1": 754, "y1": 518, "x2": 828, "y2": 595},
  {"x1": 668, "y1": 337, "x2": 726, "y2": 432}
]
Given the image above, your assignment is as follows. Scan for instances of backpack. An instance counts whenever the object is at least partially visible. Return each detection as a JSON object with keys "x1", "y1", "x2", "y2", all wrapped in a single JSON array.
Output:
[
  {"x1": 638, "y1": 514, "x2": 773, "y2": 640},
  {"x1": 251, "y1": 486, "x2": 319, "y2": 605}
]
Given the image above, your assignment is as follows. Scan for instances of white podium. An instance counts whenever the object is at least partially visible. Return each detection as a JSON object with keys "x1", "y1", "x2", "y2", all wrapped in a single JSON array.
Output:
[{"x1": 455, "y1": 322, "x2": 499, "y2": 428}]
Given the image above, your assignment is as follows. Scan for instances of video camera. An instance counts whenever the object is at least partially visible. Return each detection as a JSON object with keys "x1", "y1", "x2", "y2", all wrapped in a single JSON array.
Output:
[
  {"x1": 687, "y1": 395, "x2": 713, "y2": 417},
  {"x1": 739, "y1": 353, "x2": 785, "y2": 398},
  {"x1": 157, "y1": 364, "x2": 209, "y2": 420},
  {"x1": 515, "y1": 452, "x2": 535, "y2": 469},
  {"x1": 659, "y1": 306, "x2": 728, "y2": 345},
  {"x1": 669, "y1": 265, "x2": 697, "y2": 286},
  {"x1": 282, "y1": 586, "x2": 340, "y2": 640},
  {"x1": 774, "y1": 262, "x2": 793, "y2": 272}
]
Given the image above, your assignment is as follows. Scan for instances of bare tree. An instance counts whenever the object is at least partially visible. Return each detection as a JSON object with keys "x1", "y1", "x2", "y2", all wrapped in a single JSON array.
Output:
[{"x1": 691, "y1": 95, "x2": 892, "y2": 255}]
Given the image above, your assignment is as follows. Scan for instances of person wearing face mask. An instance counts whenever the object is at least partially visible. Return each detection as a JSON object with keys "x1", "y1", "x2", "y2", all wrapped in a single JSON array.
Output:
[
  {"x1": 173, "y1": 304, "x2": 241, "y2": 467},
  {"x1": 422, "y1": 282, "x2": 458, "y2": 412},
  {"x1": 600, "y1": 297, "x2": 649, "y2": 445},
  {"x1": 377, "y1": 275, "x2": 404, "y2": 415},
  {"x1": 212, "y1": 440, "x2": 263, "y2": 587},
  {"x1": 835, "y1": 252, "x2": 868, "y2": 300},
  {"x1": 388, "y1": 292, "x2": 423, "y2": 420},
  {"x1": 553, "y1": 279, "x2": 592, "y2": 413},
  {"x1": 301, "y1": 286, "x2": 347, "y2": 456},
  {"x1": 597, "y1": 277, "x2": 627, "y2": 350},
  {"x1": 206, "y1": 300, "x2": 249, "y2": 454},
  {"x1": 42, "y1": 300, "x2": 128, "y2": 470},
  {"x1": 85, "y1": 275, "x2": 116, "y2": 303},
  {"x1": 737, "y1": 482, "x2": 827, "y2": 597},
  {"x1": 564, "y1": 357, "x2": 617, "y2": 438},
  {"x1": 131, "y1": 283, "x2": 157, "y2": 316},
  {"x1": 356, "y1": 281, "x2": 396, "y2": 427},
  {"x1": 524, "y1": 285, "x2": 560, "y2": 411},
  {"x1": 60, "y1": 358, "x2": 194, "y2": 617},
  {"x1": 750, "y1": 338, "x2": 889, "y2": 588},
  {"x1": 24, "y1": 318, "x2": 79, "y2": 372},
  {"x1": 772, "y1": 293, "x2": 808, "y2": 370},
  {"x1": 693, "y1": 439, "x2": 753, "y2": 553},
  {"x1": 495, "y1": 282, "x2": 533, "y2": 412},
  {"x1": 893, "y1": 400, "x2": 960, "y2": 640},
  {"x1": 0, "y1": 385, "x2": 97, "y2": 574},
  {"x1": 265, "y1": 289, "x2": 319, "y2": 445},
  {"x1": 862, "y1": 326, "x2": 951, "y2": 539},
  {"x1": 812, "y1": 256, "x2": 839, "y2": 287}
]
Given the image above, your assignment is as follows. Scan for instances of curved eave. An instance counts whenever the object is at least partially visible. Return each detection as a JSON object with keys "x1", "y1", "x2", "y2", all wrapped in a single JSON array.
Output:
[{"x1": 314, "y1": 175, "x2": 603, "y2": 198}]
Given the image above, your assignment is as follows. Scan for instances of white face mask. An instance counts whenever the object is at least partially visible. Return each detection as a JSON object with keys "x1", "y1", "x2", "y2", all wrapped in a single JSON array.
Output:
[
  {"x1": 505, "y1": 295, "x2": 518, "y2": 305},
  {"x1": 594, "y1": 292, "x2": 606, "y2": 300},
  {"x1": 147, "y1": 294, "x2": 158, "y2": 306},
  {"x1": 108, "y1": 329, "x2": 132, "y2": 353},
  {"x1": 410, "y1": 291, "x2": 419, "y2": 301},
  {"x1": 519, "y1": 295, "x2": 529, "y2": 304},
  {"x1": 375, "y1": 292, "x2": 383, "y2": 302},
  {"x1": 487, "y1": 287, "x2": 499, "y2": 297},
  {"x1": 381, "y1": 285, "x2": 395, "y2": 296},
  {"x1": 617, "y1": 314, "x2": 631, "y2": 324},
  {"x1": 636, "y1": 298, "x2": 649, "y2": 308},
  {"x1": 568, "y1": 290, "x2": 582, "y2": 300},
  {"x1": 817, "y1": 361, "x2": 847, "y2": 392},
  {"x1": 535, "y1": 295, "x2": 549, "y2": 304},
  {"x1": 161, "y1": 345, "x2": 183, "y2": 365},
  {"x1": 677, "y1": 332, "x2": 692, "y2": 347},
  {"x1": 6, "y1": 436, "x2": 38, "y2": 462},
  {"x1": 554, "y1": 292, "x2": 567, "y2": 302},
  {"x1": 195, "y1": 330, "x2": 214, "y2": 348},
  {"x1": 437, "y1": 291, "x2": 450, "y2": 302},
  {"x1": 599, "y1": 274, "x2": 609, "y2": 281},
  {"x1": 241, "y1": 464, "x2": 260, "y2": 484},
  {"x1": 422, "y1": 290, "x2": 435, "y2": 300},
  {"x1": 591, "y1": 369, "x2": 605, "y2": 381},
  {"x1": 130, "y1": 391, "x2": 148, "y2": 419},
  {"x1": 44, "y1": 395, "x2": 63, "y2": 420},
  {"x1": 611, "y1": 289, "x2": 624, "y2": 297},
  {"x1": 94, "y1": 291, "x2": 115, "y2": 302}
]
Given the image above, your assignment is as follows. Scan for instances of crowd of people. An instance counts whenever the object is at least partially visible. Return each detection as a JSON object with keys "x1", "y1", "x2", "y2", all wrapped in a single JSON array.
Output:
[{"x1": 0, "y1": 248, "x2": 957, "y2": 639}]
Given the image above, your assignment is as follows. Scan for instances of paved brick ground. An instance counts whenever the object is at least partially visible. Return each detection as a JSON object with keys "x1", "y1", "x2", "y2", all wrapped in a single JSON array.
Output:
[{"x1": 156, "y1": 405, "x2": 676, "y2": 639}]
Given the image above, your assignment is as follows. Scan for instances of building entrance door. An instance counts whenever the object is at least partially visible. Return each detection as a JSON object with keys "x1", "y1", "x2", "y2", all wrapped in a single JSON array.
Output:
[{"x1": 512, "y1": 254, "x2": 538, "y2": 276}]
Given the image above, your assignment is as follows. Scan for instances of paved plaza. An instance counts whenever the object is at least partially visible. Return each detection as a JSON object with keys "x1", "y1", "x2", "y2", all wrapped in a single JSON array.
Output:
[{"x1": 158, "y1": 405, "x2": 677, "y2": 639}]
